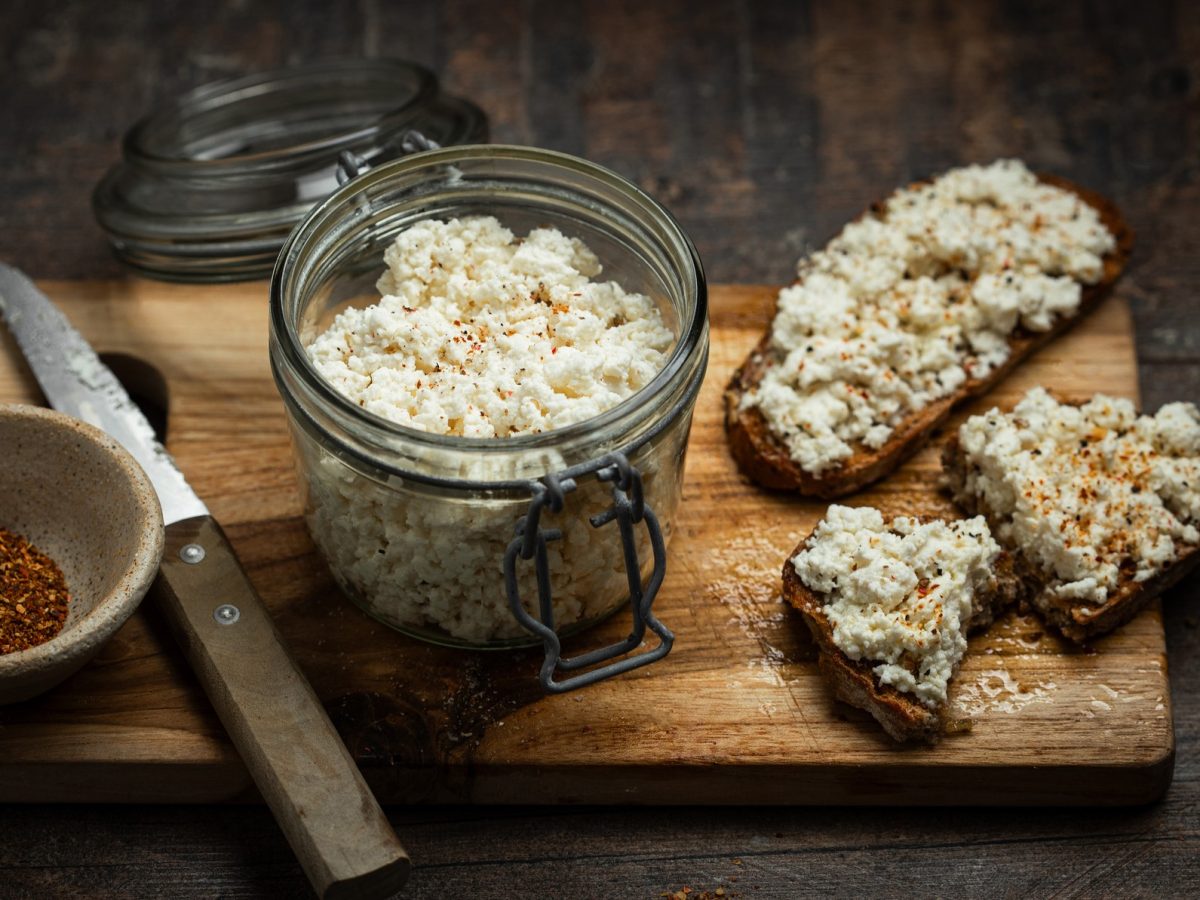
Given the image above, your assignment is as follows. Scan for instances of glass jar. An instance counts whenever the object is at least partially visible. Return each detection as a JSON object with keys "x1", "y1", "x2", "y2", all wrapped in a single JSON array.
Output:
[
  {"x1": 269, "y1": 145, "x2": 708, "y2": 690},
  {"x1": 93, "y1": 59, "x2": 486, "y2": 282}
]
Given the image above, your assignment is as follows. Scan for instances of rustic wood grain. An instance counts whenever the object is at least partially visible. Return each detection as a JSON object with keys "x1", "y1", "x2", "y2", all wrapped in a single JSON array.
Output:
[
  {"x1": 0, "y1": 278, "x2": 1175, "y2": 809},
  {"x1": 2, "y1": 0, "x2": 1199, "y2": 896}
]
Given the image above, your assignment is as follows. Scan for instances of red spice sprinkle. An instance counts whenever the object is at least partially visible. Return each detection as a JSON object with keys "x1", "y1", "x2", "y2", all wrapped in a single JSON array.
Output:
[{"x1": 0, "y1": 528, "x2": 70, "y2": 655}]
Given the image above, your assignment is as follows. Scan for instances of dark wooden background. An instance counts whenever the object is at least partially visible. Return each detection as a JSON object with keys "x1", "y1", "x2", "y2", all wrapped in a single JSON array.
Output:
[{"x1": 2, "y1": 0, "x2": 1199, "y2": 896}]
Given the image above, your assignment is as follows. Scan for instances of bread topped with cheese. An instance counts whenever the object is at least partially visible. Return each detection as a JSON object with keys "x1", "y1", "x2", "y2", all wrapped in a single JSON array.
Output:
[
  {"x1": 943, "y1": 388, "x2": 1200, "y2": 642},
  {"x1": 726, "y1": 160, "x2": 1133, "y2": 498},
  {"x1": 783, "y1": 505, "x2": 1028, "y2": 742}
]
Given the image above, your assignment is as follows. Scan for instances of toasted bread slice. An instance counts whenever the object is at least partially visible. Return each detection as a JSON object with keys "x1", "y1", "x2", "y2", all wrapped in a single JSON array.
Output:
[
  {"x1": 782, "y1": 510, "x2": 1028, "y2": 743},
  {"x1": 726, "y1": 172, "x2": 1133, "y2": 498},
  {"x1": 942, "y1": 391, "x2": 1200, "y2": 642}
]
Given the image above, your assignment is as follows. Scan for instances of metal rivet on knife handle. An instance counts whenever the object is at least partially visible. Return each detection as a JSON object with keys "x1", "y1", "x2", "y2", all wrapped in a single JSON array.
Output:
[
  {"x1": 213, "y1": 604, "x2": 240, "y2": 626},
  {"x1": 180, "y1": 543, "x2": 206, "y2": 564}
]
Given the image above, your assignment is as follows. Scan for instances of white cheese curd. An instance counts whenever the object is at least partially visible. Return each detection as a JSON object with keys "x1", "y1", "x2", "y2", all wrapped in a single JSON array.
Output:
[
  {"x1": 792, "y1": 505, "x2": 1002, "y2": 708},
  {"x1": 299, "y1": 448, "x2": 670, "y2": 643},
  {"x1": 307, "y1": 215, "x2": 673, "y2": 437},
  {"x1": 743, "y1": 159, "x2": 1117, "y2": 475},
  {"x1": 299, "y1": 216, "x2": 676, "y2": 642},
  {"x1": 956, "y1": 388, "x2": 1200, "y2": 606}
]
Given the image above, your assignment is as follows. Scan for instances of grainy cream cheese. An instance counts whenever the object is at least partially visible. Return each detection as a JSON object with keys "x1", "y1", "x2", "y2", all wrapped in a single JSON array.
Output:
[
  {"x1": 955, "y1": 388, "x2": 1200, "y2": 605},
  {"x1": 743, "y1": 160, "x2": 1117, "y2": 475},
  {"x1": 307, "y1": 215, "x2": 673, "y2": 437},
  {"x1": 792, "y1": 505, "x2": 1002, "y2": 708}
]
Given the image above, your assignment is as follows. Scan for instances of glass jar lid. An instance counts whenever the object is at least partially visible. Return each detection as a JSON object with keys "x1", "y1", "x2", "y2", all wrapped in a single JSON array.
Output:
[{"x1": 92, "y1": 59, "x2": 487, "y2": 282}]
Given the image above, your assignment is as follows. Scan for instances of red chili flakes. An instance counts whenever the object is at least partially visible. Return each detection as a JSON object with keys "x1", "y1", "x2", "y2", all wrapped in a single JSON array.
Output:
[{"x1": 0, "y1": 528, "x2": 70, "y2": 655}]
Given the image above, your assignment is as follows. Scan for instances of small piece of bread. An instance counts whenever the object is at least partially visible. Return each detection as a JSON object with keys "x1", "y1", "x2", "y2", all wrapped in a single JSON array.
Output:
[
  {"x1": 726, "y1": 168, "x2": 1133, "y2": 498},
  {"x1": 782, "y1": 507, "x2": 1028, "y2": 743},
  {"x1": 942, "y1": 389, "x2": 1200, "y2": 642}
]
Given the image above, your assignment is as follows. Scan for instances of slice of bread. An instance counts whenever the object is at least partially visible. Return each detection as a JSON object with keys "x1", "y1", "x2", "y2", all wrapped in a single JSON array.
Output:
[
  {"x1": 726, "y1": 172, "x2": 1133, "y2": 498},
  {"x1": 782, "y1": 509, "x2": 1028, "y2": 743},
  {"x1": 943, "y1": 400, "x2": 1200, "y2": 643}
]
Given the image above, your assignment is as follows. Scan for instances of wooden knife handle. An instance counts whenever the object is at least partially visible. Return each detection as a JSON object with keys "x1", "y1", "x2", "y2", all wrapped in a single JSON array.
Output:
[{"x1": 154, "y1": 515, "x2": 409, "y2": 899}]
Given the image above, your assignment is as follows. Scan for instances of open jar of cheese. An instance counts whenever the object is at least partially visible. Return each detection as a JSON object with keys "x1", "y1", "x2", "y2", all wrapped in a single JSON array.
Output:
[{"x1": 269, "y1": 146, "x2": 708, "y2": 691}]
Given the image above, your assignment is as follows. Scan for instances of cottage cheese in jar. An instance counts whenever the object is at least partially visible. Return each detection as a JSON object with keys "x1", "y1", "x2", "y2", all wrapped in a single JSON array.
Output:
[{"x1": 298, "y1": 215, "x2": 678, "y2": 643}]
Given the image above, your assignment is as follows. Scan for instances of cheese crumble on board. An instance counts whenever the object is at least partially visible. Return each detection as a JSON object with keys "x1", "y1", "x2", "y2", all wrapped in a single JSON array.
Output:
[
  {"x1": 955, "y1": 388, "x2": 1200, "y2": 605},
  {"x1": 742, "y1": 159, "x2": 1117, "y2": 475},
  {"x1": 792, "y1": 505, "x2": 1002, "y2": 708},
  {"x1": 306, "y1": 215, "x2": 673, "y2": 437}
]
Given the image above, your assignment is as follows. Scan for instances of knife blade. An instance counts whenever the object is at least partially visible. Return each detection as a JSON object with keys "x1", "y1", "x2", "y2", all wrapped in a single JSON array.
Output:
[
  {"x1": 0, "y1": 264, "x2": 409, "y2": 899},
  {"x1": 0, "y1": 266, "x2": 208, "y2": 525}
]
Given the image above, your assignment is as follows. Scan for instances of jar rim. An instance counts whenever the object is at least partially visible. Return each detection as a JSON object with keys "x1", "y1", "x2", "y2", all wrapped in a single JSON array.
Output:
[
  {"x1": 123, "y1": 58, "x2": 440, "y2": 173},
  {"x1": 269, "y1": 144, "x2": 708, "y2": 459}
]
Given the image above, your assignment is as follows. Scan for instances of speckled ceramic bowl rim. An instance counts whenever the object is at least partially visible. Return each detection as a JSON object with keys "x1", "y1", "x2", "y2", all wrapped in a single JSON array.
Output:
[{"x1": 0, "y1": 404, "x2": 165, "y2": 675}]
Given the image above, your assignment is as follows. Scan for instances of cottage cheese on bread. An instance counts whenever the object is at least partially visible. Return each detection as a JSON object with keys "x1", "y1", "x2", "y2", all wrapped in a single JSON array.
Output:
[
  {"x1": 954, "y1": 388, "x2": 1200, "y2": 605},
  {"x1": 308, "y1": 215, "x2": 672, "y2": 437},
  {"x1": 743, "y1": 160, "x2": 1117, "y2": 474},
  {"x1": 791, "y1": 505, "x2": 1002, "y2": 708}
]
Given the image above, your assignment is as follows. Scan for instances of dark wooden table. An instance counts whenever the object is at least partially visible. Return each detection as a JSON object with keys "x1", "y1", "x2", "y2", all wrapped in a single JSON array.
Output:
[{"x1": 3, "y1": 1, "x2": 1199, "y2": 896}]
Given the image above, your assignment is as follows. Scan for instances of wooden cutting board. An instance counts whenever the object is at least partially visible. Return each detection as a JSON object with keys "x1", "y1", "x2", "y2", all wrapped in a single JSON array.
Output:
[{"x1": 0, "y1": 280, "x2": 1175, "y2": 805}]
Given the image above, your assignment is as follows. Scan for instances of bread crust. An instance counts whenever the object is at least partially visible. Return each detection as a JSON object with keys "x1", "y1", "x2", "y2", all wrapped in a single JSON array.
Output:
[
  {"x1": 725, "y1": 174, "x2": 1134, "y2": 498},
  {"x1": 781, "y1": 527, "x2": 1027, "y2": 743},
  {"x1": 942, "y1": 431, "x2": 1200, "y2": 643}
]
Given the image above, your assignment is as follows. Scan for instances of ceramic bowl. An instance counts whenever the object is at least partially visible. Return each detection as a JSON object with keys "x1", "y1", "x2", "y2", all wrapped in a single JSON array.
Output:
[{"x1": 0, "y1": 404, "x2": 165, "y2": 704}]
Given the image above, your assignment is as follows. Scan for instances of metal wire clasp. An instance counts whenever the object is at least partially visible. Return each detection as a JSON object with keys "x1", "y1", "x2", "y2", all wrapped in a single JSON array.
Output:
[
  {"x1": 335, "y1": 129, "x2": 441, "y2": 185},
  {"x1": 503, "y1": 451, "x2": 674, "y2": 693}
]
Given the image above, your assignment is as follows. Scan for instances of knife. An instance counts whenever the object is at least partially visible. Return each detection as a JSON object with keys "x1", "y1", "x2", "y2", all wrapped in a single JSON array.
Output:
[{"x1": 0, "y1": 264, "x2": 409, "y2": 899}]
